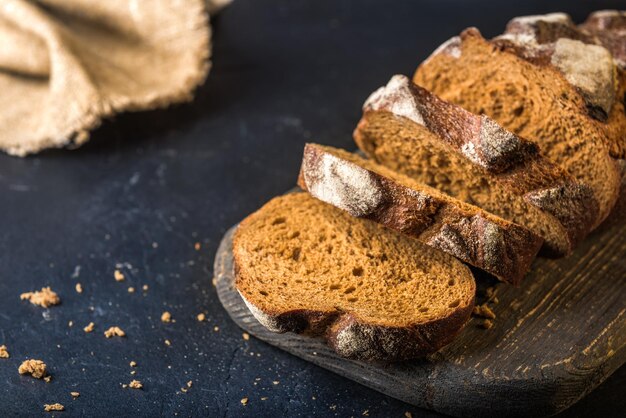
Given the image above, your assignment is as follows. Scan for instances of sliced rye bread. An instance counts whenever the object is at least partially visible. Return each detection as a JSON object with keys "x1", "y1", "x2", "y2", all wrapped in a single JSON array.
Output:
[
  {"x1": 353, "y1": 75, "x2": 597, "y2": 257},
  {"x1": 297, "y1": 143, "x2": 542, "y2": 285},
  {"x1": 233, "y1": 192, "x2": 476, "y2": 361},
  {"x1": 413, "y1": 27, "x2": 621, "y2": 229}
]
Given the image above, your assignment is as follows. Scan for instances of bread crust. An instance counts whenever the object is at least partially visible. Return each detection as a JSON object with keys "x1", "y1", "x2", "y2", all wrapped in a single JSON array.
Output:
[
  {"x1": 298, "y1": 143, "x2": 543, "y2": 285},
  {"x1": 233, "y1": 193, "x2": 476, "y2": 362},
  {"x1": 355, "y1": 75, "x2": 598, "y2": 255}
]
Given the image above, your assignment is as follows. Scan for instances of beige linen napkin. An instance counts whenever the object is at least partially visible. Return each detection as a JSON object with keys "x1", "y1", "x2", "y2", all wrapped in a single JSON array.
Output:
[{"x1": 0, "y1": 0, "x2": 229, "y2": 156}]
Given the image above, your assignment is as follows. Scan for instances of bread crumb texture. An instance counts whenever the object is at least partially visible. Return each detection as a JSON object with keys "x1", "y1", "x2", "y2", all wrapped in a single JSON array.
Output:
[
  {"x1": 44, "y1": 403, "x2": 64, "y2": 412},
  {"x1": 75, "y1": 283, "x2": 83, "y2": 293},
  {"x1": 0, "y1": 345, "x2": 9, "y2": 358},
  {"x1": 104, "y1": 327, "x2": 125, "y2": 338},
  {"x1": 130, "y1": 361, "x2": 137, "y2": 367},
  {"x1": 70, "y1": 392, "x2": 80, "y2": 398},
  {"x1": 114, "y1": 270, "x2": 125, "y2": 282},
  {"x1": 20, "y1": 287, "x2": 60, "y2": 308},
  {"x1": 241, "y1": 397, "x2": 248, "y2": 406},
  {"x1": 19, "y1": 359, "x2": 47, "y2": 379},
  {"x1": 197, "y1": 313, "x2": 206, "y2": 322},
  {"x1": 83, "y1": 322, "x2": 95, "y2": 333},
  {"x1": 128, "y1": 380, "x2": 143, "y2": 389},
  {"x1": 161, "y1": 311, "x2": 172, "y2": 323}
]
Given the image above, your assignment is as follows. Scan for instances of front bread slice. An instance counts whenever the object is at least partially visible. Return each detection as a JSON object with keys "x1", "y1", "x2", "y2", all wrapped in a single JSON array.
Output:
[
  {"x1": 233, "y1": 193, "x2": 476, "y2": 362},
  {"x1": 298, "y1": 143, "x2": 543, "y2": 285}
]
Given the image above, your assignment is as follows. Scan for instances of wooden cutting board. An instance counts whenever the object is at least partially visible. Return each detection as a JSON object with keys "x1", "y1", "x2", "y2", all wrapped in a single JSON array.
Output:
[{"x1": 214, "y1": 211, "x2": 626, "y2": 417}]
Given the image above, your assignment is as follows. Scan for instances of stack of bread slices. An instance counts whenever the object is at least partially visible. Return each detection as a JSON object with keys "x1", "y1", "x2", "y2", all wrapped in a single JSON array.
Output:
[{"x1": 233, "y1": 11, "x2": 626, "y2": 361}]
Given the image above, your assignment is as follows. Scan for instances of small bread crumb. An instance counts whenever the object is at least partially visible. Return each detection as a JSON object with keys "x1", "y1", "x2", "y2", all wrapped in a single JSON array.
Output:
[
  {"x1": 164, "y1": 339, "x2": 171, "y2": 346},
  {"x1": 197, "y1": 313, "x2": 206, "y2": 322},
  {"x1": 128, "y1": 380, "x2": 142, "y2": 389},
  {"x1": 211, "y1": 278, "x2": 217, "y2": 287},
  {"x1": 44, "y1": 403, "x2": 64, "y2": 412},
  {"x1": 194, "y1": 242, "x2": 201, "y2": 251},
  {"x1": 363, "y1": 410, "x2": 369, "y2": 416},
  {"x1": 130, "y1": 370, "x2": 136, "y2": 375},
  {"x1": 114, "y1": 270, "x2": 125, "y2": 282},
  {"x1": 405, "y1": 413, "x2": 413, "y2": 418},
  {"x1": 240, "y1": 397, "x2": 248, "y2": 406},
  {"x1": 75, "y1": 283, "x2": 83, "y2": 294},
  {"x1": 18, "y1": 359, "x2": 47, "y2": 379},
  {"x1": 142, "y1": 285, "x2": 149, "y2": 291},
  {"x1": 473, "y1": 304, "x2": 496, "y2": 319},
  {"x1": 0, "y1": 345, "x2": 9, "y2": 359},
  {"x1": 70, "y1": 392, "x2": 80, "y2": 398},
  {"x1": 83, "y1": 322, "x2": 95, "y2": 333},
  {"x1": 128, "y1": 287, "x2": 135, "y2": 293},
  {"x1": 20, "y1": 287, "x2": 60, "y2": 308},
  {"x1": 161, "y1": 312, "x2": 172, "y2": 323},
  {"x1": 261, "y1": 397, "x2": 268, "y2": 401},
  {"x1": 242, "y1": 332, "x2": 250, "y2": 341},
  {"x1": 130, "y1": 361, "x2": 137, "y2": 367},
  {"x1": 104, "y1": 326, "x2": 125, "y2": 338},
  {"x1": 272, "y1": 381, "x2": 279, "y2": 385},
  {"x1": 44, "y1": 376, "x2": 52, "y2": 383},
  {"x1": 68, "y1": 321, "x2": 74, "y2": 327},
  {"x1": 186, "y1": 380, "x2": 192, "y2": 388},
  {"x1": 213, "y1": 326, "x2": 219, "y2": 332},
  {"x1": 481, "y1": 319, "x2": 494, "y2": 329}
]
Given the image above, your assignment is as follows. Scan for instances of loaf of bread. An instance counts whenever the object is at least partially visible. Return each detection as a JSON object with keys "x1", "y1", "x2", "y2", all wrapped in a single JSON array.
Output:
[
  {"x1": 297, "y1": 143, "x2": 542, "y2": 285},
  {"x1": 414, "y1": 26, "x2": 621, "y2": 229},
  {"x1": 354, "y1": 75, "x2": 596, "y2": 256},
  {"x1": 233, "y1": 193, "x2": 476, "y2": 361}
]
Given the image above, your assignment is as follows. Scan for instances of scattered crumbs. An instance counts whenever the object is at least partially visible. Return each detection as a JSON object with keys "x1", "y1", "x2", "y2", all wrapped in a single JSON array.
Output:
[
  {"x1": 71, "y1": 392, "x2": 80, "y2": 398},
  {"x1": 18, "y1": 359, "x2": 47, "y2": 379},
  {"x1": 84, "y1": 322, "x2": 95, "y2": 333},
  {"x1": 114, "y1": 270, "x2": 125, "y2": 282},
  {"x1": 104, "y1": 326, "x2": 125, "y2": 338},
  {"x1": 194, "y1": 242, "x2": 201, "y2": 251},
  {"x1": 20, "y1": 287, "x2": 61, "y2": 308},
  {"x1": 44, "y1": 376, "x2": 52, "y2": 383},
  {"x1": 254, "y1": 377, "x2": 261, "y2": 381},
  {"x1": 473, "y1": 304, "x2": 496, "y2": 320},
  {"x1": 405, "y1": 413, "x2": 413, "y2": 418},
  {"x1": 128, "y1": 380, "x2": 143, "y2": 389},
  {"x1": 44, "y1": 403, "x2": 64, "y2": 412},
  {"x1": 481, "y1": 319, "x2": 494, "y2": 329},
  {"x1": 312, "y1": 396, "x2": 316, "y2": 400},
  {"x1": 0, "y1": 345, "x2": 9, "y2": 359},
  {"x1": 122, "y1": 384, "x2": 128, "y2": 389},
  {"x1": 187, "y1": 381, "x2": 193, "y2": 388},
  {"x1": 165, "y1": 339, "x2": 171, "y2": 346},
  {"x1": 128, "y1": 287, "x2": 135, "y2": 293},
  {"x1": 242, "y1": 332, "x2": 250, "y2": 341},
  {"x1": 131, "y1": 370, "x2": 136, "y2": 375},
  {"x1": 213, "y1": 326, "x2": 219, "y2": 332},
  {"x1": 161, "y1": 312, "x2": 172, "y2": 323},
  {"x1": 197, "y1": 313, "x2": 206, "y2": 322},
  {"x1": 261, "y1": 397, "x2": 268, "y2": 401},
  {"x1": 130, "y1": 361, "x2": 137, "y2": 367},
  {"x1": 330, "y1": 404, "x2": 337, "y2": 411},
  {"x1": 363, "y1": 410, "x2": 369, "y2": 416},
  {"x1": 240, "y1": 397, "x2": 248, "y2": 406},
  {"x1": 142, "y1": 285, "x2": 149, "y2": 292},
  {"x1": 181, "y1": 381, "x2": 193, "y2": 393},
  {"x1": 68, "y1": 321, "x2": 74, "y2": 327},
  {"x1": 272, "y1": 381, "x2": 279, "y2": 385},
  {"x1": 75, "y1": 283, "x2": 83, "y2": 294}
]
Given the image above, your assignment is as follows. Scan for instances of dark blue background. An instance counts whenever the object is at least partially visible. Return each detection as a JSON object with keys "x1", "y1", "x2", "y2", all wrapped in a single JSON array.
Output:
[{"x1": 0, "y1": 1, "x2": 624, "y2": 416}]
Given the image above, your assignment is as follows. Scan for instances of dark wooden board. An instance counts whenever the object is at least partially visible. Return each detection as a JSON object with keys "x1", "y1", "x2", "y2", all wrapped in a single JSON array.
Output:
[{"x1": 214, "y1": 216, "x2": 626, "y2": 418}]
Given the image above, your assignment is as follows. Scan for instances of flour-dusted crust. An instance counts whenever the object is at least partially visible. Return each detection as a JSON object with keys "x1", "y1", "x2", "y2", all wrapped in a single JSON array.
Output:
[
  {"x1": 356, "y1": 75, "x2": 599, "y2": 254},
  {"x1": 298, "y1": 144, "x2": 542, "y2": 285},
  {"x1": 581, "y1": 10, "x2": 626, "y2": 69}
]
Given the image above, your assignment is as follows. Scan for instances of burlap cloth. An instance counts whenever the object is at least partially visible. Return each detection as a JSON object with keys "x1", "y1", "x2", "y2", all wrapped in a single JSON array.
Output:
[{"x1": 0, "y1": 0, "x2": 230, "y2": 156}]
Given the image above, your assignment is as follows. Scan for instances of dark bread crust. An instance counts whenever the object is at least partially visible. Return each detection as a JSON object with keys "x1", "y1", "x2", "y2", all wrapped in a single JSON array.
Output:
[
  {"x1": 297, "y1": 143, "x2": 543, "y2": 285},
  {"x1": 355, "y1": 75, "x2": 598, "y2": 255},
  {"x1": 233, "y1": 193, "x2": 476, "y2": 362}
]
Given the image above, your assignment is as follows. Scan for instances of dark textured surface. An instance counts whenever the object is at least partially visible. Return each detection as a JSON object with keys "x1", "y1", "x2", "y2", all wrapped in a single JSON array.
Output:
[{"x1": 0, "y1": 0, "x2": 624, "y2": 416}]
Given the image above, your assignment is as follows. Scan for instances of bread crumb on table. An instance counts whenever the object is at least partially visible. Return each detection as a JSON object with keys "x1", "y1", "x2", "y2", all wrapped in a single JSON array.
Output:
[
  {"x1": 130, "y1": 361, "x2": 137, "y2": 367},
  {"x1": 473, "y1": 304, "x2": 496, "y2": 319},
  {"x1": 194, "y1": 242, "x2": 201, "y2": 251},
  {"x1": 481, "y1": 319, "x2": 494, "y2": 329},
  {"x1": 242, "y1": 332, "x2": 250, "y2": 341},
  {"x1": 164, "y1": 339, "x2": 171, "y2": 346},
  {"x1": 240, "y1": 397, "x2": 248, "y2": 406},
  {"x1": 405, "y1": 412, "x2": 413, "y2": 418},
  {"x1": 75, "y1": 283, "x2": 83, "y2": 294},
  {"x1": 44, "y1": 376, "x2": 52, "y2": 383},
  {"x1": 18, "y1": 359, "x2": 47, "y2": 379},
  {"x1": 44, "y1": 403, "x2": 64, "y2": 412},
  {"x1": 20, "y1": 287, "x2": 61, "y2": 308},
  {"x1": 104, "y1": 326, "x2": 125, "y2": 338},
  {"x1": 114, "y1": 270, "x2": 125, "y2": 282},
  {"x1": 128, "y1": 380, "x2": 143, "y2": 389},
  {"x1": 128, "y1": 287, "x2": 135, "y2": 293},
  {"x1": 213, "y1": 326, "x2": 219, "y2": 332},
  {"x1": 0, "y1": 345, "x2": 9, "y2": 359},
  {"x1": 84, "y1": 322, "x2": 95, "y2": 333},
  {"x1": 142, "y1": 285, "x2": 149, "y2": 292},
  {"x1": 70, "y1": 392, "x2": 80, "y2": 398},
  {"x1": 197, "y1": 313, "x2": 206, "y2": 322},
  {"x1": 68, "y1": 321, "x2": 74, "y2": 327},
  {"x1": 161, "y1": 311, "x2": 172, "y2": 323}
]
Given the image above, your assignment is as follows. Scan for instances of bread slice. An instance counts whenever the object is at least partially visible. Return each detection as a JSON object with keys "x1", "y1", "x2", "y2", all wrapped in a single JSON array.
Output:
[
  {"x1": 233, "y1": 193, "x2": 476, "y2": 361},
  {"x1": 413, "y1": 27, "x2": 620, "y2": 228},
  {"x1": 354, "y1": 75, "x2": 597, "y2": 257},
  {"x1": 297, "y1": 143, "x2": 542, "y2": 285}
]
